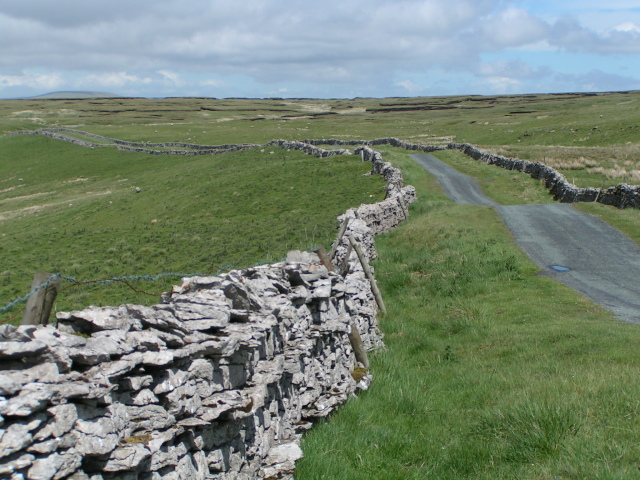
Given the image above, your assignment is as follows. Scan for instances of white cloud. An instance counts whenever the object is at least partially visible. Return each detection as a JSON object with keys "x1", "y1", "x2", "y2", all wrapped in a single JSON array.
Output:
[
  {"x1": 483, "y1": 76, "x2": 524, "y2": 94},
  {"x1": 612, "y1": 21, "x2": 640, "y2": 33},
  {"x1": 77, "y1": 72, "x2": 152, "y2": 88},
  {"x1": 478, "y1": 8, "x2": 550, "y2": 49},
  {"x1": 0, "y1": 71, "x2": 64, "y2": 90},
  {"x1": 157, "y1": 70, "x2": 187, "y2": 88},
  {"x1": 200, "y1": 79, "x2": 227, "y2": 88},
  {"x1": 395, "y1": 80, "x2": 424, "y2": 94},
  {"x1": 0, "y1": 0, "x2": 639, "y2": 97}
]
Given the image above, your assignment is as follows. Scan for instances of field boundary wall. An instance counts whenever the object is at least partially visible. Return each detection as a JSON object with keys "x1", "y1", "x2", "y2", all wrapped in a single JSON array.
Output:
[{"x1": 0, "y1": 146, "x2": 415, "y2": 480}]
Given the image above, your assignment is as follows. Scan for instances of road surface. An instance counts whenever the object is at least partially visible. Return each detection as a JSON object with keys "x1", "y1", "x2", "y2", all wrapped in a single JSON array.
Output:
[{"x1": 412, "y1": 154, "x2": 640, "y2": 323}]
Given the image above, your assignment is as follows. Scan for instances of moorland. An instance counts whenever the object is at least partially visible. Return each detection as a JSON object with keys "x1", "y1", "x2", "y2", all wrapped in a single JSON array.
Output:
[{"x1": 2, "y1": 91, "x2": 640, "y2": 478}]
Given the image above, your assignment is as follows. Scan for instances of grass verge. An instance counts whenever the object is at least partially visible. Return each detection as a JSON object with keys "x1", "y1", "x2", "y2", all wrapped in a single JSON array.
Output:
[{"x1": 296, "y1": 151, "x2": 640, "y2": 479}]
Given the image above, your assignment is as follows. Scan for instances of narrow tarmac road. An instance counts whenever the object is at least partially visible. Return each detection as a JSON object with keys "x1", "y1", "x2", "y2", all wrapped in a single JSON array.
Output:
[{"x1": 412, "y1": 153, "x2": 640, "y2": 323}]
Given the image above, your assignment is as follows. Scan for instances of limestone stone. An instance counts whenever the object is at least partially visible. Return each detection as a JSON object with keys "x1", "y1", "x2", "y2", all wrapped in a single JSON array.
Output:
[
  {"x1": 85, "y1": 360, "x2": 137, "y2": 381},
  {"x1": 126, "y1": 405, "x2": 175, "y2": 431},
  {"x1": 0, "y1": 383, "x2": 53, "y2": 417},
  {"x1": 0, "y1": 340, "x2": 48, "y2": 359},
  {"x1": 149, "y1": 442, "x2": 187, "y2": 472},
  {"x1": 26, "y1": 450, "x2": 82, "y2": 480},
  {"x1": 0, "y1": 453, "x2": 35, "y2": 476},
  {"x1": 57, "y1": 305, "x2": 140, "y2": 334},
  {"x1": 125, "y1": 331, "x2": 166, "y2": 351},
  {"x1": 27, "y1": 437, "x2": 60, "y2": 454},
  {"x1": 119, "y1": 375, "x2": 153, "y2": 391},
  {"x1": 33, "y1": 404, "x2": 78, "y2": 441},
  {"x1": 0, "y1": 325, "x2": 33, "y2": 342},
  {"x1": 152, "y1": 368, "x2": 188, "y2": 395},
  {"x1": 102, "y1": 444, "x2": 151, "y2": 472},
  {"x1": 0, "y1": 416, "x2": 43, "y2": 459},
  {"x1": 132, "y1": 389, "x2": 159, "y2": 406}
]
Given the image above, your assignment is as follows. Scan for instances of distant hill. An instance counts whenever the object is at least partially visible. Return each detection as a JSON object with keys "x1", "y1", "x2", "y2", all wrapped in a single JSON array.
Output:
[{"x1": 29, "y1": 91, "x2": 126, "y2": 100}]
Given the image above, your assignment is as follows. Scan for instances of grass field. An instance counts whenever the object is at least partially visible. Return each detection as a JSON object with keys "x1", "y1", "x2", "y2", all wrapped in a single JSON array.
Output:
[
  {"x1": 0, "y1": 134, "x2": 385, "y2": 317},
  {"x1": 2, "y1": 92, "x2": 640, "y2": 477}
]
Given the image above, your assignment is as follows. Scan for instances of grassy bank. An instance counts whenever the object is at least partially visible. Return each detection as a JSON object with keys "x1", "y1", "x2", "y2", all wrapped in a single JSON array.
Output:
[{"x1": 297, "y1": 150, "x2": 640, "y2": 479}]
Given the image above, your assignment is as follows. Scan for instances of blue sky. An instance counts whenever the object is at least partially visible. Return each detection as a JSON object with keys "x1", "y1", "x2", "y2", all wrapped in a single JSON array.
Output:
[{"x1": 1, "y1": 0, "x2": 639, "y2": 98}]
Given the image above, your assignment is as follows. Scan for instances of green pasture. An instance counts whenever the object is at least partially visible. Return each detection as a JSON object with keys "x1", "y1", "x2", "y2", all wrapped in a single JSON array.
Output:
[
  {"x1": 2, "y1": 91, "x2": 639, "y2": 188},
  {"x1": 0, "y1": 134, "x2": 385, "y2": 316},
  {"x1": 2, "y1": 92, "x2": 640, "y2": 477}
]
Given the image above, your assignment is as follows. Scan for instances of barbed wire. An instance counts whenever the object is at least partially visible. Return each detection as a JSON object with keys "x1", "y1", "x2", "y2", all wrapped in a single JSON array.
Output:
[{"x1": 0, "y1": 255, "x2": 292, "y2": 321}]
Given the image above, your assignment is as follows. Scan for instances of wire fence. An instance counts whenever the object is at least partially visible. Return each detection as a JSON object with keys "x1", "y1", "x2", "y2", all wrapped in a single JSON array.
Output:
[{"x1": 0, "y1": 253, "x2": 309, "y2": 324}]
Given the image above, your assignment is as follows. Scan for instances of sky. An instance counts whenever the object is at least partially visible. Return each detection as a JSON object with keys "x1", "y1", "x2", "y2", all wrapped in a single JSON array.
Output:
[{"x1": 1, "y1": 0, "x2": 640, "y2": 99}]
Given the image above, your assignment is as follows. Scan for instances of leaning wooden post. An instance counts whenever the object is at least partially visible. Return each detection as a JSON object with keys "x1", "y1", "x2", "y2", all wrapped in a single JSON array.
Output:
[
  {"x1": 22, "y1": 272, "x2": 61, "y2": 325},
  {"x1": 339, "y1": 243, "x2": 353, "y2": 277},
  {"x1": 395, "y1": 187, "x2": 409, "y2": 220},
  {"x1": 348, "y1": 322, "x2": 370, "y2": 369},
  {"x1": 348, "y1": 236, "x2": 387, "y2": 315},
  {"x1": 329, "y1": 217, "x2": 351, "y2": 261},
  {"x1": 312, "y1": 246, "x2": 333, "y2": 272}
]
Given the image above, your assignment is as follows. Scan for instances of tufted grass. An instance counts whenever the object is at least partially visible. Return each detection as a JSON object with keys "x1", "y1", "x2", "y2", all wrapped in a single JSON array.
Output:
[{"x1": 296, "y1": 149, "x2": 640, "y2": 479}]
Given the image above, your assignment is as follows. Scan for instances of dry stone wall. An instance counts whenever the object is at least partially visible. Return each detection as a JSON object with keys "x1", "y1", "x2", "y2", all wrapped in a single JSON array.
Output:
[
  {"x1": 448, "y1": 143, "x2": 640, "y2": 209},
  {"x1": 0, "y1": 147, "x2": 415, "y2": 480}
]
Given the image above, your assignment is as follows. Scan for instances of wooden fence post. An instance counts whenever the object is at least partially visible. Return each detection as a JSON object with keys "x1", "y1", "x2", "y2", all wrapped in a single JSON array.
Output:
[
  {"x1": 329, "y1": 217, "x2": 351, "y2": 261},
  {"x1": 348, "y1": 322, "x2": 370, "y2": 369},
  {"x1": 312, "y1": 246, "x2": 333, "y2": 272},
  {"x1": 396, "y1": 192, "x2": 408, "y2": 220},
  {"x1": 348, "y1": 236, "x2": 387, "y2": 315},
  {"x1": 22, "y1": 272, "x2": 61, "y2": 326},
  {"x1": 339, "y1": 243, "x2": 353, "y2": 277}
]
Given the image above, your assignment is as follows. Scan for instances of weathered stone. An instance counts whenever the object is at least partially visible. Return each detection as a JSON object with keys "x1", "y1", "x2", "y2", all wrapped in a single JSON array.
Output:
[
  {"x1": 149, "y1": 442, "x2": 188, "y2": 472},
  {"x1": 85, "y1": 360, "x2": 137, "y2": 380},
  {"x1": 27, "y1": 437, "x2": 60, "y2": 454},
  {"x1": 285, "y1": 251, "x2": 320, "y2": 264},
  {"x1": 57, "y1": 305, "x2": 140, "y2": 334},
  {"x1": 119, "y1": 375, "x2": 153, "y2": 391},
  {"x1": 126, "y1": 305, "x2": 190, "y2": 334},
  {"x1": 126, "y1": 405, "x2": 175, "y2": 431},
  {"x1": 0, "y1": 453, "x2": 35, "y2": 476},
  {"x1": 132, "y1": 389, "x2": 159, "y2": 406},
  {"x1": 31, "y1": 326, "x2": 85, "y2": 348},
  {"x1": 224, "y1": 283, "x2": 262, "y2": 311},
  {"x1": 33, "y1": 404, "x2": 78, "y2": 441},
  {"x1": 170, "y1": 289, "x2": 230, "y2": 328},
  {"x1": 125, "y1": 331, "x2": 166, "y2": 351},
  {"x1": 165, "y1": 382, "x2": 200, "y2": 416},
  {"x1": 0, "y1": 325, "x2": 33, "y2": 342},
  {"x1": 187, "y1": 359, "x2": 213, "y2": 381},
  {"x1": 121, "y1": 350, "x2": 174, "y2": 367},
  {"x1": 180, "y1": 276, "x2": 224, "y2": 291},
  {"x1": 152, "y1": 368, "x2": 188, "y2": 395},
  {"x1": 0, "y1": 373, "x2": 20, "y2": 396},
  {"x1": 27, "y1": 450, "x2": 82, "y2": 480},
  {"x1": 102, "y1": 444, "x2": 151, "y2": 472},
  {"x1": 0, "y1": 383, "x2": 53, "y2": 417},
  {"x1": 311, "y1": 279, "x2": 332, "y2": 299},
  {"x1": 0, "y1": 416, "x2": 44, "y2": 459},
  {"x1": 146, "y1": 428, "x2": 183, "y2": 455},
  {"x1": 175, "y1": 452, "x2": 208, "y2": 480},
  {"x1": 0, "y1": 340, "x2": 48, "y2": 359},
  {"x1": 73, "y1": 404, "x2": 127, "y2": 456}
]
